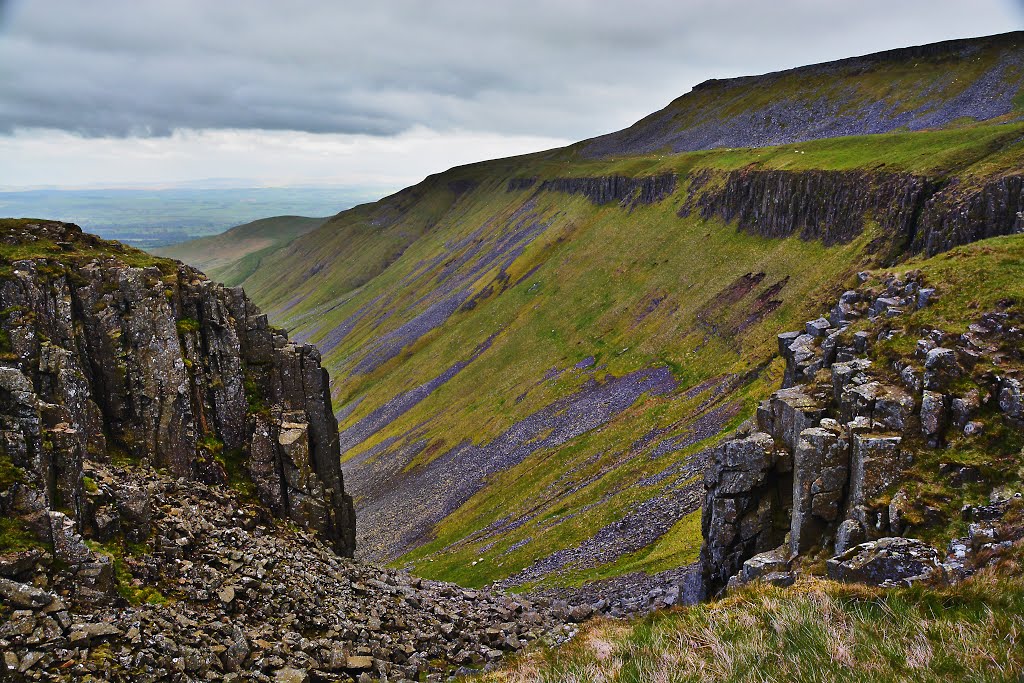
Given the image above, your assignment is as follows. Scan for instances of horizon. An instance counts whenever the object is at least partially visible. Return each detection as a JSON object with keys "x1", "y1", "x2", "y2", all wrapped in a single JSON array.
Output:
[{"x1": 1, "y1": 1, "x2": 1022, "y2": 193}]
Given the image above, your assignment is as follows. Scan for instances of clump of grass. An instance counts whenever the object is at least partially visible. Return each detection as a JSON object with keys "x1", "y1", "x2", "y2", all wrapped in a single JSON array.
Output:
[
  {"x1": 175, "y1": 317, "x2": 201, "y2": 334},
  {"x1": 86, "y1": 538, "x2": 168, "y2": 606},
  {"x1": 244, "y1": 375, "x2": 270, "y2": 416},
  {"x1": 215, "y1": 447, "x2": 259, "y2": 502},
  {"x1": 0, "y1": 451, "x2": 25, "y2": 489},
  {"x1": 480, "y1": 545, "x2": 1024, "y2": 683},
  {"x1": 0, "y1": 516, "x2": 43, "y2": 553},
  {"x1": 196, "y1": 433, "x2": 224, "y2": 458}
]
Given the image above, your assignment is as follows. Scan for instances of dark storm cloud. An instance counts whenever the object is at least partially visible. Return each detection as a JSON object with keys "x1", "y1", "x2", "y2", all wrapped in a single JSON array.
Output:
[{"x1": 0, "y1": 0, "x2": 1021, "y2": 139}]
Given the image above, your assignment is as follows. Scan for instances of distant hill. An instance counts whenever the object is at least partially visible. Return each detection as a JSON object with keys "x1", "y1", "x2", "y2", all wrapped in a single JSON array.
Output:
[
  {"x1": 0, "y1": 186, "x2": 379, "y2": 249},
  {"x1": 154, "y1": 215, "x2": 328, "y2": 285},
  {"x1": 582, "y1": 31, "x2": 1024, "y2": 157}
]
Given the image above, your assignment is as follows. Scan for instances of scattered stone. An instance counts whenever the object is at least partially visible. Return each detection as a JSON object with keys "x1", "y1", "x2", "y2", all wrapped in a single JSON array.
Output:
[
  {"x1": 827, "y1": 538, "x2": 942, "y2": 586},
  {"x1": 805, "y1": 317, "x2": 831, "y2": 337},
  {"x1": 346, "y1": 656, "x2": 373, "y2": 670},
  {"x1": 0, "y1": 577, "x2": 54, "y2": 609}
]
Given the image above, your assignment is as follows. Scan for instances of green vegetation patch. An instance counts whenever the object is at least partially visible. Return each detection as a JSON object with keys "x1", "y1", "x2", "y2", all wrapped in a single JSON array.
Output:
[
  {"x1": 0, "y1": 516, "x2": 43, "y2": 553},
  {"x1": 87, "y1": 538, "x2": 168, "y2": 606},
  {"x1": 0, "y1": 450, "x2": 26, "y2": 489},
  {"x1": 478, "y1": 546, "x2": 1024, "y2": 683},
  {"x1": 215, "y1": 447, "x2": 259, "y2": 502},
  {"x1": 176, "y1": 318, "x2": 201, "y2": 334}
]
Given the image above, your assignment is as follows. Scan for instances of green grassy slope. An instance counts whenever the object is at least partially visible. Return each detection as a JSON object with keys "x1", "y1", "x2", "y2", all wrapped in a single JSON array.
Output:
[
  {"x1": 153, "y1": 215, "x2": 327, "y2": 285},
  {"x1": 232, "y1": 34, "x2": 1024, "y2": 591}
]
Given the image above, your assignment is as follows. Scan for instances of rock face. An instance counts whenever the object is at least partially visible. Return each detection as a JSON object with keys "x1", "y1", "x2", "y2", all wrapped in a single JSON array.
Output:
[
  {"x1": 701, "y1": 268, "x2": 1024, "y2": 594},
  {"x1": 0, "y1": 221, "x2": 355, "y2": 557},
  {"x1": 680, "y1": 168, "x2": 1023, "y2": 254},
  {"x1": 536, "y1": 173, "x2": 677, "y2": 208},
  {"x1": 700, "y1": 432, "x2": 790, "y2": 593},
  {"x1": 681, "y1": 169, "x2": 929, "y2": 247}
]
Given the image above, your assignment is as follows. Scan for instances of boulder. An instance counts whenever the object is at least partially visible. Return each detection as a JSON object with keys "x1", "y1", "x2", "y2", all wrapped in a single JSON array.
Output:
[
  {"x1": 737, "y1": 547, "x2": 790, "y2": 585},
  {"x1": 847, "y1": 434, "x2": 904, "y2": 513},
  {"x1": 920, "y1": 391, "x2": 947, "y2": 445},
  {"x1": 0, "y1": 577, "x2": 54, "y2": 609},
  {"x1": 763, "y1": 386, "x2": 826, "y2": 453},
  {"x1": 827, "y1": 537, "x2": 942, "y2": 586},
  {"x1": 999, "y1": 377, "x2": 1023, "y2": 421},
  {"x1": 834, "y1": 518, "x2": 865, "y2": 555},
  {"x1": 923, "y1": 347, "x2": 958, "y2": 391},
  {"x1": 805, "y1": 317, "x2": 831, "y2": 337}
]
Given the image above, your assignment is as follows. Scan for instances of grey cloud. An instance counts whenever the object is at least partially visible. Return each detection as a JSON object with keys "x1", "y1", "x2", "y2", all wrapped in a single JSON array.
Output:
[{"x1": 0, "y1": 0, "x2": 1021, "y2": 139}]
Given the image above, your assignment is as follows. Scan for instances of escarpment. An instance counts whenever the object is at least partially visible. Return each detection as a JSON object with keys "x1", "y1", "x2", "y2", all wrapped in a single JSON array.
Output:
[
  {"x1": 0, "y1": 220, "x2": 355, "y2": 562},
  {"x1": 533, "y1": 173, "x2": 677, "y2": 207},
  {"x1": 582, "y1": 31, "x2": 1023, "y2": 158},
  {"x1": 683, "y1": 169, "x2": 1024, "y2": 255}
]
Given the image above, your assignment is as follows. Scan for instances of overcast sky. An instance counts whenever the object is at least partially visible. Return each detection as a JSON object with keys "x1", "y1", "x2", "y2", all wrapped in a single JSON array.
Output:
[{"x1": 1, "y1": 0, "x2": 1021, "y2": 191}]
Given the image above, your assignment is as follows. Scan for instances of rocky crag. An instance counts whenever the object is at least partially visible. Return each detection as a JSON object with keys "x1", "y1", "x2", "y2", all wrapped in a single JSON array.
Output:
[
  {"x1": 0, "y1": 220, "x2": 354, "y2": 559},
  {"x1": 701, "y1": 265, "x2": 1024, "y2": 595},
  {"x1": 0, "y1": 221, "x2": 581, "y2": 681},
  {"x1": 680, "y1": 169, "x2": 1023, "y2": 255}
]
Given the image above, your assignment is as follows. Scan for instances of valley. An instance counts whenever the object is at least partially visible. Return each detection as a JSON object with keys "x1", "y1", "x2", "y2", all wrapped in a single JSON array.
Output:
[
  {"x1": 209, "y1": 33, "x2": 1024, "y2": 596},
  {"x1": 2, "y1": 28, "x2": 1024, "y2": 683}
]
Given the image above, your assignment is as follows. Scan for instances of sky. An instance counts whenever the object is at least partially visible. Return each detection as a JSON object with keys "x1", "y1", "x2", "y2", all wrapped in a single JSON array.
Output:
[{"x1": 1, "y1": 0, "x2": 1022, "y2": 192}]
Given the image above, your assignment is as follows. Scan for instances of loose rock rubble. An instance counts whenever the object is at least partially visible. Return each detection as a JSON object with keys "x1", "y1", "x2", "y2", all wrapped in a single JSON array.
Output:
[
  {"x1": 0, "y1": 223, "x2": 573, "y2": 681},
  {"x1": 1, "y1": 466, "x2": 573, "y2": 682}
]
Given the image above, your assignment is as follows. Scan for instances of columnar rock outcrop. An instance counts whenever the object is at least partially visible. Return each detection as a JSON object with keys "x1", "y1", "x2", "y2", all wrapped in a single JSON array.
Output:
[
  {"x1": 536, "y1": 173, "x2": 677, "y2": 208},
  {"x1": 0, "y1": 221, "x2": 355, "y2": 562},
  {"x1": 701, "y1": 268, "x2": 1024, "y2": 595},
  {"x1": 680, "y1": 168, "x2": 1023, "y2": 254}
]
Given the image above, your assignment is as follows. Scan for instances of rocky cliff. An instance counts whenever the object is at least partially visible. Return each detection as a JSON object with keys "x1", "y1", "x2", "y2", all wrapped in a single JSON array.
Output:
[
  {"x1": 681, "y1": 169, "x2": 1024, "y2": 255},
  {"x1": 0, "y1": 220, "x2": 355, "y2": 564},
  {"x1": 532, "y1": 173, "x2": 677, "y2": 208},
  {"x1": 701, "y1": 262, "x2": 1024, "y2": 596}
]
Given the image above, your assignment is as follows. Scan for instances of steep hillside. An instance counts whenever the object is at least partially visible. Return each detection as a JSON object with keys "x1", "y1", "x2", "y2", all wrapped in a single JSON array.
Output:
[
  {"x1": 229, "y1": 32, "x2": 1024, "y2": 595},
  {"x1": 154, "y1": 215, "x2": 328, "y2": 286}
]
